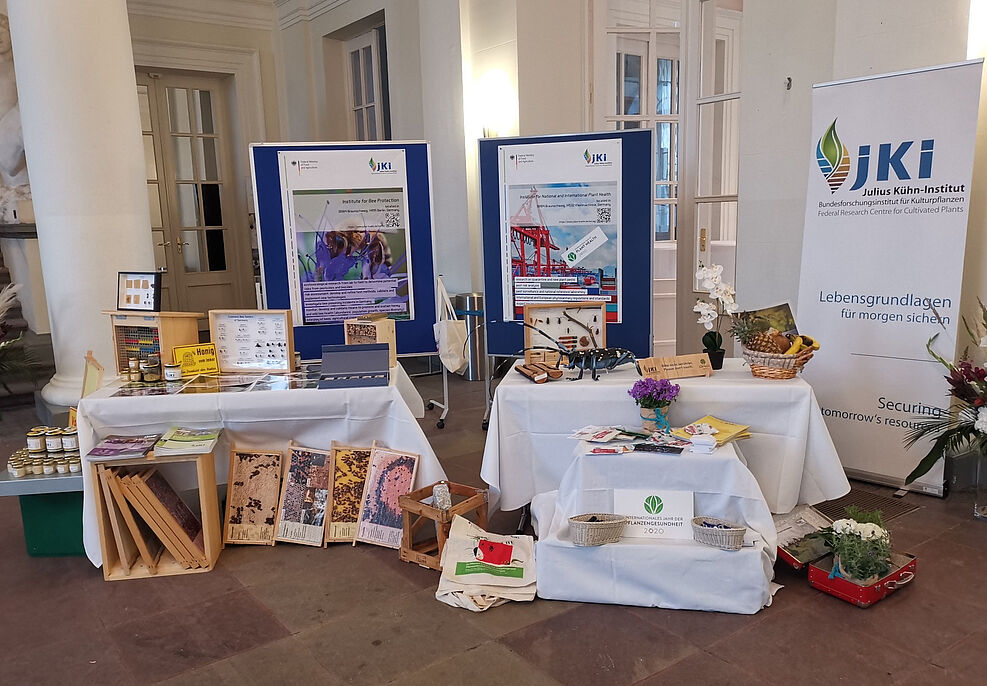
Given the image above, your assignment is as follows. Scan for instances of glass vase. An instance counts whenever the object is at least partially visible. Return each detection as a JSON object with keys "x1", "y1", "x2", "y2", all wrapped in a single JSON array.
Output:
[{"x1": 976, "y1": 451, "x2": 987, "y2": 520}]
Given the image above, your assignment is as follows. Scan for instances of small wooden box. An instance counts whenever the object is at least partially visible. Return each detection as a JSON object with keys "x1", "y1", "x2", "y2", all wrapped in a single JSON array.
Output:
[
  {"x1": 90, "y1": 451, "x2": 222, "y2": 581},
  {"x1": 523, "y1": 302, "x2": 606, "y2": 366},
  {"x1": 398, "y1": 481, "x2": 488, "y2": 571},
  {"x1": 344, "y1": 316, "x2": 396, "y2": 368},
  {"x1": 103, "y1": 310, "x2": 203, "y2": 373}
]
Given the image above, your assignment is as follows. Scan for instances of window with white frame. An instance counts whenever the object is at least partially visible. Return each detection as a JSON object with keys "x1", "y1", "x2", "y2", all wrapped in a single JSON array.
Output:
[
  {"x1": 598, "y1": 1, "x2": 682, "y2": 242},
  {"x1": 345, "y1": 28, "x2": 389, "y2": 141}
]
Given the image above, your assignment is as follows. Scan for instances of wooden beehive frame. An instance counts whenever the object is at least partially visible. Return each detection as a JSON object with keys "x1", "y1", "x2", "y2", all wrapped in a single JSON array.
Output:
[
  {"x1": 398, "y1": 481, "x2": 488, "y2": 571},
  {"x1": 523, "y1": 301, "x2": 607, "y2": 366}
]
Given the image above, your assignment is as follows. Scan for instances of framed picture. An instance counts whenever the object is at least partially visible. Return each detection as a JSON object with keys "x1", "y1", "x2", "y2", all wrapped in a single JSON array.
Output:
[
  {"x1": 324, "y1": 442, "x2": 372, "y2": 544},
  {"x1": 117, "y1": 271, "x2": 162, "y2": 312},
  {"x1": 209, "y1": 309, "x2": 295, "y2": 373},
  {"x1": 274, "y1": 444, "x2": 332, "y2": 546},
  {"x1": 354, "y1": 443, "x2": 419, "y2": 549},
  {"x1": 225, "y1": 448, "x2": 283, "y2": 545},
  {"x1": 523, "y1": 301, "x2": 607, "y2": 365}
]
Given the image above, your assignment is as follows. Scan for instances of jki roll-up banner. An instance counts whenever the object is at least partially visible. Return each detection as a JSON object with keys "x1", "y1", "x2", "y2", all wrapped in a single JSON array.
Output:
[{"x1": 797, "y1": 60, "x2": 983, "y2": 495}]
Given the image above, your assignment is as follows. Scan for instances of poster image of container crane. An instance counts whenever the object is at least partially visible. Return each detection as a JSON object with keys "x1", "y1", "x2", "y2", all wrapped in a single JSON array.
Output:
[
  {"x1": 507, "y1": 183, "x2": 620, "y2": 323},
  {"x1": 291, "y1": 188, "x2": 412, "y2": 324}
]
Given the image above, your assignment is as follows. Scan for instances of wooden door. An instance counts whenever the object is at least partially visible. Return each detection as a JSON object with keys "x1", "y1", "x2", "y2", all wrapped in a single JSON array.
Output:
[{"x1": 137, "y1": 71, "x2": 251, "y2": 319}]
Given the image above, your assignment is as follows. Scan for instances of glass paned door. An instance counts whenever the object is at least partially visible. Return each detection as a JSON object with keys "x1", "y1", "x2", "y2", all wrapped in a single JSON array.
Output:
[
  {"x1": 346, "y1": 31, "x2": 384, "y2": 141},
  {"x1": 138, "y1": 71, "x2": 250, "y2": 317}
]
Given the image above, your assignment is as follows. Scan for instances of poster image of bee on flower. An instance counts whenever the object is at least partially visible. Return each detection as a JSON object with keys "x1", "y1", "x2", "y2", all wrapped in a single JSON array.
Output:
[{"x1": 291, "y1": 188, "x2": 412, "y2": 324}]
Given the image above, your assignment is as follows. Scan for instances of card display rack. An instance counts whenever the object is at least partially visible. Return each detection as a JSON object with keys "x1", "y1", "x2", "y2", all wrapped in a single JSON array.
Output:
[{"x1": 103, "y1": 310, "x2": 203, "y2": 373}]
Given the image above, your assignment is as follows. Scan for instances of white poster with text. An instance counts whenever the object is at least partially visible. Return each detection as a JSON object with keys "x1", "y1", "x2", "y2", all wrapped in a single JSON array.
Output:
[
  {"x1": 278, "y1": 149, "x2": 414, "y2": 325},
  {"x1": 498, "y1": 139, "x2": 622, "y2": 324},
  {"x1": 797, "y1": 61, "x2": 983, "y2": 493}
]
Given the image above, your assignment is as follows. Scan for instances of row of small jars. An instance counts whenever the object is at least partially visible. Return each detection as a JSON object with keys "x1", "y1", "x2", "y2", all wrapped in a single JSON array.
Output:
[
  {"x1": 26, "y1": 425, "x2": 79, "y2": 453},
  {"x1": 7, "y1": 447, "x2": 81, "y2": 478}
]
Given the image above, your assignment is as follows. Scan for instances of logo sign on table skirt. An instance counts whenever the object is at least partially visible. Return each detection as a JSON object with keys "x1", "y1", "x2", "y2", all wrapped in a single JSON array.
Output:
[{"x1": 613, "y1": 489, "x2": 694, "y2": 539}]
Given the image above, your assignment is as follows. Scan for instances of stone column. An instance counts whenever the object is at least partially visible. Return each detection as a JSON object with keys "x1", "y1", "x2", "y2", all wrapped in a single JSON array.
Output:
[{"x1": 8, "y1": 0, "x2": 153, "y2": 406}]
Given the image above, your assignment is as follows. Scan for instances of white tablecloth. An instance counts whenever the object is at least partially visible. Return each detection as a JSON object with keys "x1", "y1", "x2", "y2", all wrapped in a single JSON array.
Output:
[
  {"x1": 77, "y1": 370, "x2": 443, "y2": 567},
  {"x1": 531, "y1": 444, "x2": 776, "y2": 613},
  {"x1": 481, "y1": 358, "x2": 850, "y2": 513}
]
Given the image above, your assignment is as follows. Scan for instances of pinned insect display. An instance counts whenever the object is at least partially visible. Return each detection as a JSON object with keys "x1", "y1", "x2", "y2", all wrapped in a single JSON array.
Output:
[
  {"x1": 522, "y1": 302, "x2": 607, "y2": 366},
  {"x1": 515, "y1": 320, "x2": 635, "y2": 381}
]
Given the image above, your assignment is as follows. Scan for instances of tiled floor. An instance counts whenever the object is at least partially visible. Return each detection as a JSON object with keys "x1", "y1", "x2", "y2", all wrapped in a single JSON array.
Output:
[{"x1": 2, "y1": 373, "x2": 986, "y2": 685}]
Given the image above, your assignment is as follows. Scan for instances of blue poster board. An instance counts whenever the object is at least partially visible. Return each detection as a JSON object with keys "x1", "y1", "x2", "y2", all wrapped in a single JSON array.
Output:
[
  {"x1": 478, "y1": 130, "x2": 654, "y2": 359},
  {"x1": 250, "y1": 142, "x2": 437, "y2": 359}
]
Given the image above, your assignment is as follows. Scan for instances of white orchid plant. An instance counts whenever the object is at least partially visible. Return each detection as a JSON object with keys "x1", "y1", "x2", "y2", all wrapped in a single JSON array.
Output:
[{"x1": 693, "y1": 264, "x2": 738, "y2": 352}]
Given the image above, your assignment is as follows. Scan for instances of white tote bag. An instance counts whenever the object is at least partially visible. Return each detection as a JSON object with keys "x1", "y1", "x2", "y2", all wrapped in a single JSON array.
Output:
[{"x1": 433, "y1": 276, "x2": 469, "y2": 374}]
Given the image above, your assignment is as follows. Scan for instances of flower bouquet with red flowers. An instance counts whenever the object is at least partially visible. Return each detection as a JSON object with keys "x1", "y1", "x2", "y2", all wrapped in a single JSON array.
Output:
[{"x1": 904, "y1": 304, "x2": 987, "y2": 485}]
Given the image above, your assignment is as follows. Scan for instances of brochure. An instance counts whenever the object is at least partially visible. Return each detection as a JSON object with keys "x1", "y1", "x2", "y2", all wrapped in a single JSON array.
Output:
[
  {"x1": 153, "y1": 427, "x2": 222, "y2": 456},
  {"x1": 88, "y1": 434, "x2": 161, "y2": 460},
  {"x1": 672, "y1": 416, "x2": 751, "y2": 446}
]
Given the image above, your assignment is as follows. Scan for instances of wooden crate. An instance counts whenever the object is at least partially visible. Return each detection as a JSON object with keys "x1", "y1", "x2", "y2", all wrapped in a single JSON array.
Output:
[
  {"x1": 398, "y1": 481, "x2": 488, "y2": 571},
  {"x1": 103, "y1": 310, "x2": 203, "y2": 373},
  {"x1": 90, "y1": 451, "x2": 222, "y2": 581}
]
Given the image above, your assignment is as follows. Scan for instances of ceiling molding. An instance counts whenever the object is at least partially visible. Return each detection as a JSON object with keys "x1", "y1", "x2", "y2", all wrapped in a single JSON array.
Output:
[
  {"x1": 275, "y1": 0, "x2": 349, "y2": 29},
  {"x1": 127, "y1": 0, "x2": 277, "y2": 32}
]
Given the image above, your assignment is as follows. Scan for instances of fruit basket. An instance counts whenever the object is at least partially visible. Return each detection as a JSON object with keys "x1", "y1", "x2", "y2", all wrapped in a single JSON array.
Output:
[
  {"x1": 742, "y1": 347, "x2": 814, "y2": 380},
  {"x1": 731, "y1": 312, "x2": 818, "y2": 380}
]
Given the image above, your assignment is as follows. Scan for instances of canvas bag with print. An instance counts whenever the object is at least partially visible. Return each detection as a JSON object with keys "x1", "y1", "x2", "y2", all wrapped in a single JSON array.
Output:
[{"x1": 436, "y1": 515, "x2": 536, "y2": 612}]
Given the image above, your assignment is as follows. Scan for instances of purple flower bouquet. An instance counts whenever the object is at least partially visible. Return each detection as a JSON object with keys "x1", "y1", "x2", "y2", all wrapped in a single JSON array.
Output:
[{"x1": 628, "y1": 377, "x2": 680, "y2": 410}]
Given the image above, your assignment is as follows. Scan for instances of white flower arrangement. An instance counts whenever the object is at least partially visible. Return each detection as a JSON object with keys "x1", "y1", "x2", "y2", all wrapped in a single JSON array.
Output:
[
  {"x1": 831, "y1": 518, "x2": 889, "y2": 542},
  {"x1": 694, "y1": 264, "x2": 738, "y2": 351},
  {"x1": 976, "y1": 407, "x2": 987, "y2": 434}
]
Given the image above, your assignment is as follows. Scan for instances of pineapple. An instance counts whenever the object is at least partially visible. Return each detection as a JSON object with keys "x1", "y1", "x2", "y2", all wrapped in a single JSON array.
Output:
[{"x1": 731, "y1": 313, "x2": 785, "y2": 353}]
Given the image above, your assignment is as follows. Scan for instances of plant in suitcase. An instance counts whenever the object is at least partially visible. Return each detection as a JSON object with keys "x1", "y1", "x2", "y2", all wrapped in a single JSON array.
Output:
[{"x1": 810, "y1": 507, "x2": 891, "y2": 584}]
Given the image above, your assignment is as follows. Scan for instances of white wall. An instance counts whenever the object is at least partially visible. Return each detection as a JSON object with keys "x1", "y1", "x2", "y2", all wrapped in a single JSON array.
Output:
[
  {"x1": 278, "y1": 0, "x2": 473, "y2": 294},
  {"x1": 735, "y1": 0, "x2": 970, "y2": 315}
]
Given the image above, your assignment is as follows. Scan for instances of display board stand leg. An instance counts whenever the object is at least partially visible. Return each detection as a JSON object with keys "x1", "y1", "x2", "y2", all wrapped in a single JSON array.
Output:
[
  {"x1": 482, "y1": 354, "x2": 492, "y2": 431},
  {"x1": 426, "y1": 366, "x2": 450, "y2": 429}
]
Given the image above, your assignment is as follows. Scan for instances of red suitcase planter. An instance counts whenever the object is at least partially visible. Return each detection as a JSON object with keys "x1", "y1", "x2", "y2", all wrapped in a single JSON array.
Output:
[{"x1": 807, "y1": 552, "x2": 917, "y2": 608}]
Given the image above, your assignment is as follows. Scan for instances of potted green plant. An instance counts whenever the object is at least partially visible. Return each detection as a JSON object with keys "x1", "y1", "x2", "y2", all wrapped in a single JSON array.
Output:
[
  {"x1": 693, "y1": 264, "x2": 737, "y2": 370},
  {"x1": 0, "y1": 284, "x2": 35, "y2": 405},
  {"x1": 811, "y1": 507, "x2": 892, "y2": 585}
]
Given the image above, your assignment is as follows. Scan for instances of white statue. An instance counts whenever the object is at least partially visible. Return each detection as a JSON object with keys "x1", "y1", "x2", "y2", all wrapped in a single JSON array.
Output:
[{"x1": 0, "y1": 13, "x2": 30, "y2": 223}]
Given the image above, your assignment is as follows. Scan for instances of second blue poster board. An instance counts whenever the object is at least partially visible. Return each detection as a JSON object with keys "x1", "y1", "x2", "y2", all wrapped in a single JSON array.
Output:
[{"x1": 479, "y1": 130, "x2": 654, "y2": 359}]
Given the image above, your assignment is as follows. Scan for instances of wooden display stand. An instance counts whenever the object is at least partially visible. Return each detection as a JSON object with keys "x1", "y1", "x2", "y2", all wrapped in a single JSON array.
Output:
[
  {"x1": 343, "y1": 315, "x2": 397, "y2": 368},
  {"x1": 398, "y1": 481, "x2": 488, "y2": 571},
  {"x1": 91, "y1": 451, "x2": 222, "y2": 581},
  {"x1": 103, "y1": 310, "x2": 203, "y2": 373}
]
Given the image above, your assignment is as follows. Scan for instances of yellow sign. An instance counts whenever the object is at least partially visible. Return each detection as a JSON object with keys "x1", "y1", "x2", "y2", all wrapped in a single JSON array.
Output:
[
  {"x1": 173, "y1": 343, "x2": 220, "y2": 376},
  {"x1": 637, "y1": 353, "x2": 713, "y2": 380}
]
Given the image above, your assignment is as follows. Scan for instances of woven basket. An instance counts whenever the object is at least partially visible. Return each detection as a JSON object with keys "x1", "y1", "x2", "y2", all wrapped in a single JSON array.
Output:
[
  {"x1": 741, "y1": 347, "x2": 814, "y2": 380},
  {"x1": 569, "y1": 513, "x2": 628, "y2": 546},
  {"x1": 691, "y1": 516, "x2": 746, "y2": 551}
]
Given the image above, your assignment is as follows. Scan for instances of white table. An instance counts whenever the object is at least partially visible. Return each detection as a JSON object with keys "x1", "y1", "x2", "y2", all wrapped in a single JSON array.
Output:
[
  {"x1": 481, "y1": 358, "x2": 850, "y2": 514},
  {"x1": 531, "y1": 444, "x2": 776, "y2": 613},
  {"x1": 78, "y1": 371, "x2": 444, "y2": 567}
]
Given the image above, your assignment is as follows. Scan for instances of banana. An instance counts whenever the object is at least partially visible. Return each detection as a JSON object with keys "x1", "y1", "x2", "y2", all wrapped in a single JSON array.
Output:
[
  {"x1": 799, "y1": 335, "x2": 820, "y2": 350},
  {"x1": 785, "y1": 337, "x2": 803, "y2": 355}
]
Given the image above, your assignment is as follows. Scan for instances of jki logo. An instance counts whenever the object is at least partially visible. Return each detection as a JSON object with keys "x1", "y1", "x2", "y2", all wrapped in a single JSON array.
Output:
[
  {"x1": 644, "y1": 495, "x2": 663, "y2": 514},
  {"x1": 816, "y1": 119, "x2": 934, "y2": 193},
  {"x1": 583, "y1": 149, "x2": 607, "y2": 164},
  {"x1": 368, "y1": 157, "x2": 392, "y2": 172}
]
